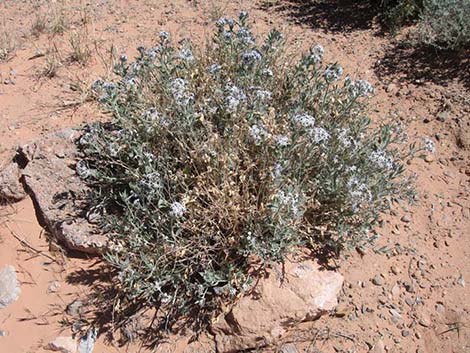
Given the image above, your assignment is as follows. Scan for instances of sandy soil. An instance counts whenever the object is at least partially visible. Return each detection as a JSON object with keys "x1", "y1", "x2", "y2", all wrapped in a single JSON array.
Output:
[{"x1": 0, "y1": 1, "x2": 469, "y2": 352}]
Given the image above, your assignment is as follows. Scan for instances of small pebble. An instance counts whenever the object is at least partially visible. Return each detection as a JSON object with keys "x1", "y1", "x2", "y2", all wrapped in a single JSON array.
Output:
[
  {"x1": 391, "y1": 266, "x2": 400, "y2": 275},
  {"x1": 401, "y1": 215, "x2": 411, "y2": 223},
  {"x1": 424, "y1": 154, "x2": 434, "y2": 163},
  {"x1": 402, "y1": 330, "x2": 410, "y2": 337},
  {"x1": 372, "y1": 275, "x2": 383, "y2": 286}
]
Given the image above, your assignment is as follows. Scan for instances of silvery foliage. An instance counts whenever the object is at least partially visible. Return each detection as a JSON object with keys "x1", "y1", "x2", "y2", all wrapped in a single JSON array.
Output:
[{"x1": 81, "y1": 11, "x2": 419, "y2": 332}]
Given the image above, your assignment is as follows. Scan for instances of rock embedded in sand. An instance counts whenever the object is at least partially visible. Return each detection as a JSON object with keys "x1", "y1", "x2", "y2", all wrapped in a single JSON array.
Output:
[
  {"x1": 0, "y1": 265, "x2": 21, "y2": 309},
  {"x1": 372, "y1": 275, "x2": 383, "y2": 286},
  {"x1": 211, "y1": 260, "x2": 343, "y2": 353},
  {"x1": 0, "y1": 161, "x2": 26, "y2": 202},
  {"x1": 47, "y1": 336, "x2": 77, "y2": 353},
  {"x1": 18, "y1": 130, "x2": 108, "y2": 254}
]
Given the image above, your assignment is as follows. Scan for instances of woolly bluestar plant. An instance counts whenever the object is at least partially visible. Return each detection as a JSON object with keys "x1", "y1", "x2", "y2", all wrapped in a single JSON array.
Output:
[{"x1": 79, "y1": 11, "x2": 420, "y2": 332}]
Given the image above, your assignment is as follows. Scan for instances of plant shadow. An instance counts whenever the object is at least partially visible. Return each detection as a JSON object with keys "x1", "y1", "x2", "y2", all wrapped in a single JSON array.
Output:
[
  {"x1": 375, "y1": 41, "x2": 470, "y2": 90},
  {"x1": 260, "y1": 0, "x2": 381, "y2": 34}
]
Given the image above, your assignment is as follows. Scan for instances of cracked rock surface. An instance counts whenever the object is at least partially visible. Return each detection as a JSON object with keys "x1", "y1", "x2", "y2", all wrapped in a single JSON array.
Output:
[{"x1": 17, "y1": 129, "x2": 107, "y2": 254}]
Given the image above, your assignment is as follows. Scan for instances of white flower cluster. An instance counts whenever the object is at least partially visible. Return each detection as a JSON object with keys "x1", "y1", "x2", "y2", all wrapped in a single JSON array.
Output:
[
  {"x1": 142, "y1": 108, "x2": 170, "y2": 132},
  {"x1": 241, "y1": 50, "x2": 262, "y2": 66},
  {"x1": 170, "y1": 201, "x2": 186, "y2": 218},
  {"x1": 275, "y1": 190, "x2": 303, "y2": 218},
  {"x1": 139, "y1": 171, "x2": 162, "y2": 191},
  {"x1": 346, "y1": 77, "x2": 374, "y2": 97},
  {"x1": 170, "y1": 78, "x2": 194, "y2": 106},
  {"x1": 159, "y1": 31, "x2": 170, "y2": 42},
  {"x1": 226, "y1": 85, "x2": 247, "y2": 112},
  {"x1": 369, "y1": 150, "x2": 394, "y2": 170},
  {"x1": 309, "y1": 127, "x2": 330, "y2": 144},
  {"x1": 237, "y1": 27, "x2": 255, "y2": 45},
  {"x1": 249, "y1": 124, "x2": 269, "y2": 145},
  {"x1": 337, "y1": 128, "x2": 352, "y2": 147},
  {"x1": 76, "y1": 160, "x2": 93, "y2": 179},
  {"x1": 275, "y1": 134, "x2": 290, "y2": 147},
  {"x1": 324, "y1": 64, "x2": 343, "y2": 82},
  {"x1": 292, "y1": 113, "x2": 315, "y2": 127},
  {"x1": 262, "y1": 68, "x2": 273, "y2": 77},
  {"x1": 216, "y1": 17, "x2": 234, "y2": 28},
  {"x1": 179, "y1": 47, "x2": 194, "y2": 62},
  {"x1": 309, "y1": 44, "x2": 324, "y2": 64},
  {"x1": 423, "y1": 137, "x2": 436, "y2": 153},
  {"x1": 347, "y1": 176, "x2": 372, "y2": 212},
  {"x1": 254, "y1": 89, "x2": 272, "y2": 101},
  {"x1": 271, "y1": 162, "x2": 284, "y2": 179},
  {"x1": 208, "y1": 63, "x2": 222, "y2": 74}
]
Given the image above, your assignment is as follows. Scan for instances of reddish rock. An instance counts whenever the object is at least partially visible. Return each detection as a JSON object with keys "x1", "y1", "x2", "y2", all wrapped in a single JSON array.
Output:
[{"x1": 211, "y1": 260, "x2": 343, "y2": 353}]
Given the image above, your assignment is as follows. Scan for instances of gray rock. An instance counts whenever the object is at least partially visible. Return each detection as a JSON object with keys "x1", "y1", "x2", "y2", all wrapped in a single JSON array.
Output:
[
  {"x1": 0, "y1": 161, "x2": 26, "y2": 202},
  {"x1": 0, "y1": 330, "x2": 7, "y2": 337},
  {"x1": 0, "y1": 265, "x2": 21, "y2": 309},
  {"x1": 18, "y1": 131, "x2": 108, "y2": 254},
  {"x1": 47, "y1": 280, "x2": 61, "y2": 293},
  {"x1": 372, "y1": 275, "x2": 383, "y2": 286},
  {"x1": 401, "y1": 215, "x2": 411, "y2": 223},
  {"x1": 66, "y1": 299, "x2": 83, "y2": 317}
]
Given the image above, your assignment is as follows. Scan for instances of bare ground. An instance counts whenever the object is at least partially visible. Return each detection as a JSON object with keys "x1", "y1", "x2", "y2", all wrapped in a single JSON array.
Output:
[{"x1": 0, "y1": 1, "x2": 469, "y2": 352}]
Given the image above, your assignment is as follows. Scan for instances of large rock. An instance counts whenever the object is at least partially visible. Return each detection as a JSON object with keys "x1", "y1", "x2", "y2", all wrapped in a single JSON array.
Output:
[
  {"x1": 0, "y1": 159, "x2": 26, "y2": 202},
  {"x1": 18, "y1": 129, "x2": 107, "y2": 254},
  {"x1": 211, "y1": 260, "x2": 343, "y2": 353},
  {"x1": 0, "y1": 265, "x2": 21, "y2": 309}
]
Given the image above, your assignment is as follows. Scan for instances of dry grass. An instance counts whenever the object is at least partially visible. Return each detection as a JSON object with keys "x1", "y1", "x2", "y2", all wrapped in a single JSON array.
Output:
[
  {"x1": 39, "y1": 43, "x2": 62, "y2": 78},
  {"x1": 69, "y1": 30, "x2": 92, "y2": 65},
  {"x1": 0, "y1": 19, "x2": 16, "y2": 61}
]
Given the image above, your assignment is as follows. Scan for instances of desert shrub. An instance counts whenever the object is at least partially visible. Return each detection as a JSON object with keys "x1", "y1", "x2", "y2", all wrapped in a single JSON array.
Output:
[
  {"x1": 418, "y1": 0, "x2": 470, "y2": 50},
  {"x1": 78, "y1": 12, "x2": 419, "y2": 330},
  {"x1": 379, "y1": 0, "x2": 424, "y2": 30}
]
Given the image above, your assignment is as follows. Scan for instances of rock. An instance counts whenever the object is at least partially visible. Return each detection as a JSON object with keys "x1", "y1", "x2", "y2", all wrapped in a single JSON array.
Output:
[
  {"x1": 391, "y1": 283, "x2": 400, "y2": 297},
  {"x1": 391, "y1": 266, "x2": 400, "y2": 275},
  {"x1": 335, "y1": 303, "x2": 353, "y2": 317},
  {"x1": 47, "y1": 281, "x2": 61, "y2": 293},
  {"x1": 372, "y1": 275, "x2": 383, "y2": 286},
  {"x1": 386, "y1": 83, "x2": 397, "y2": 93},
  {"x1": 18, "y1": 131, "x2": 108, "y2": 254},
  {"x1": 456, "y1": 274, "x2": 465, "y2": 287},
  {"x1": 0, "y1": 161, "x2": 26, "y2": 202},
  {"x1": 280, "y1": 343, "x2": 298, "y2": 353},
  {"x1": 66, "y1": 299, "x2": 83, "y2": 317},
  {"x1": 456, "y1": 127, "x2": 470, "y2": 150},
  {"x1": 371, "y1": 339, "x2": 385, "y2": 353},
  {"x1": 0, "y1": 265, "x2": 21, "y2": 309},
  {"x1": 424, "y1": 154, "x2": 434, "y2": 163},
  {"x1": 402, "y1": 330, "x2": 410, "y2": 337},
  {"x1": 405, "y1": 297, "x2": 415, "y2": 307},
  {"x1": 211, "y1": 260, "x2": 343, "y2": 353},
  {"x1": 418, "y1": 312, "x2": 431, "y2": 327},
  {"x1": 47, "y1": 336, "x2": 77, "y2": 353},
  {"x1": 401, "y1": 215, "x2": 411, "y2": 223},
  {"x1": 435, "y1": 303, "x2": 445, "y2": 314},
  {"x1": 0, "y1": 330, "x2": 7, "y2": 337}
]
